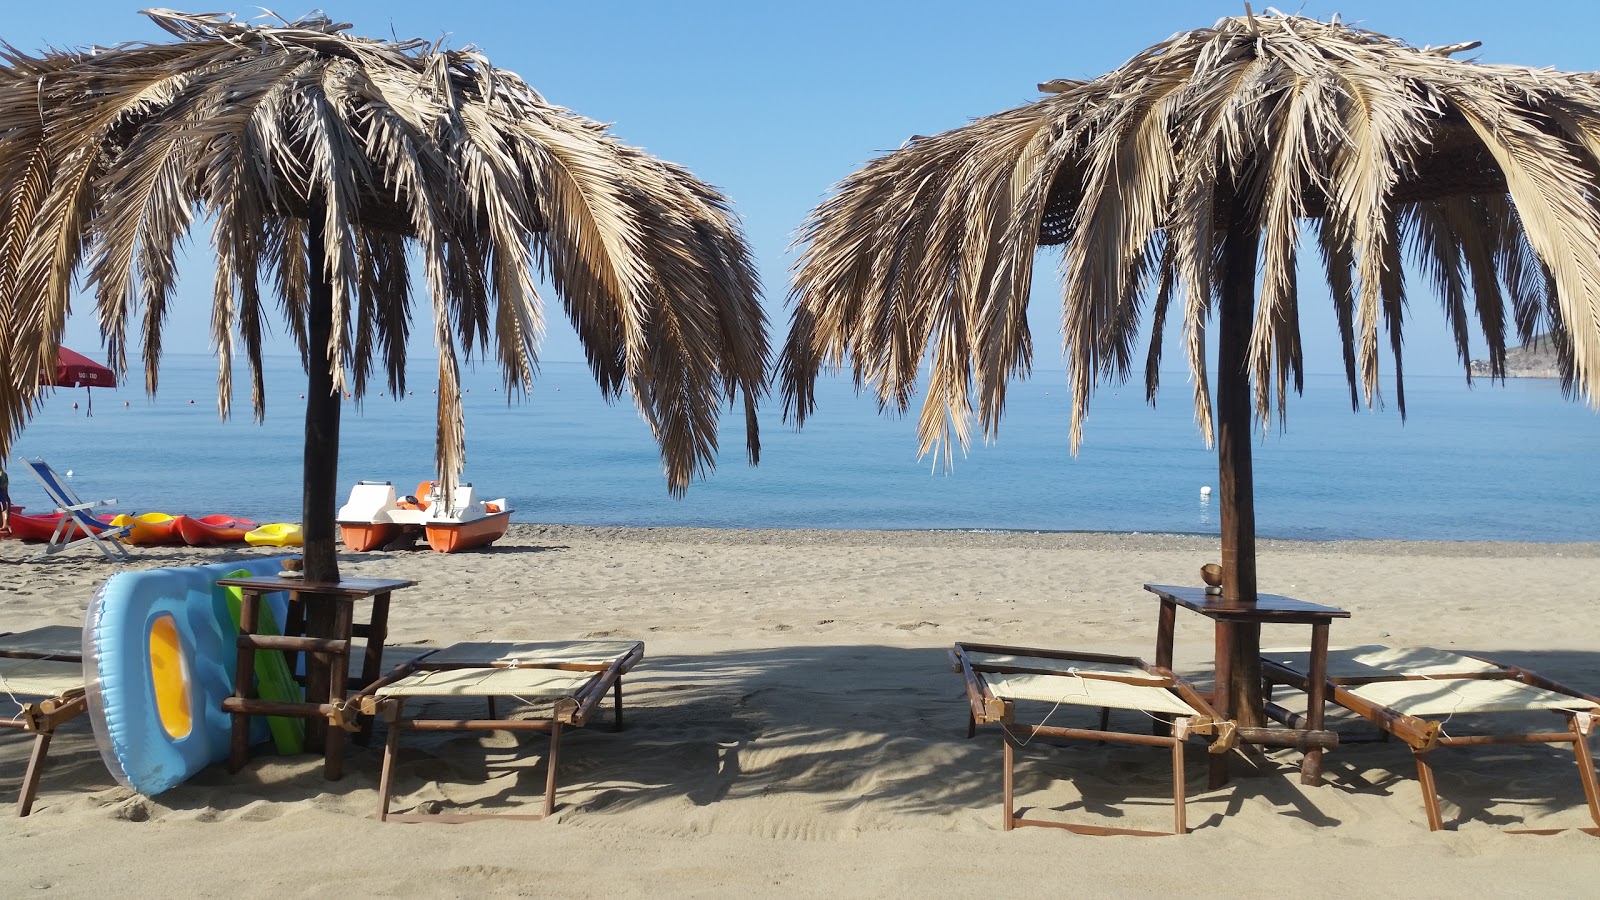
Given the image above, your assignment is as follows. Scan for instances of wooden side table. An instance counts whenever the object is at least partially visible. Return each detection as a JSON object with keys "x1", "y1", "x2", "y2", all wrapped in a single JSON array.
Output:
[
  {"x1": 217, "y1": 575, "x2": 415, "y2": 780},
  {"x1": 1144, "y1": 584, "x2": 1349, "y2": 786}
]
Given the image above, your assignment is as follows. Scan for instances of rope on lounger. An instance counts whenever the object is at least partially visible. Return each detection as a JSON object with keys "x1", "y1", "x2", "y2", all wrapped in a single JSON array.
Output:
[
  {"x1": 416, "y1": 689, "x2": 584, "y2": 719},
  {"x1": 1006, "y1": 667, "x2": 1091, "y2": 748},
  {"x1": 1, "y1": 650, "x2": 75, "y2": 719},
  {"x1": 1002, "y1": 667, "x2": 1215, "y2": 750},
  {"x1": 504, "y1": 691, "x2": 581, "y2": 714},
  {"x1": 3, "y1": 679, "x2": 24, "y2": 717},
  {"x1": 1404, "y1": 672, "x2": 1464, "y2": 738}
]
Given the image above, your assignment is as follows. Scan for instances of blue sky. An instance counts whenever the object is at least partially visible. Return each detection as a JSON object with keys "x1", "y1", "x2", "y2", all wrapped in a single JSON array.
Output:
[{"x1": 15, "y1": 1, "x2": 1600, "y2": 380}]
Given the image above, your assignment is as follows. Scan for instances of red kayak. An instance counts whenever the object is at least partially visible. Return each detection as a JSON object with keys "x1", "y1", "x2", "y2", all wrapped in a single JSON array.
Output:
[
  {"x1": 5, "y1": 510, "x2": 118, "y2": 542},
  {"x1": 174, "y1": 514, "x2": 258, "y2": 546}
]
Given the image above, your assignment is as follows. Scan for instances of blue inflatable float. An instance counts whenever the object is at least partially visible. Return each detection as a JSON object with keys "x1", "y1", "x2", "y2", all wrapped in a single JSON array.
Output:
[{"x1": 84, "y1": 557, "x2": 290, "y2": 796}]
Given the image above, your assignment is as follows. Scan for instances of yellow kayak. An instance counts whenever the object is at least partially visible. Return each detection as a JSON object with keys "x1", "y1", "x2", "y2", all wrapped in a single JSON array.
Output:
[
  {"x1": 244, "y1": 523, "x2": 304, "y2": 547},
  {"x1": 109, "y1": 512, "x2": 183, "y2": 545}
]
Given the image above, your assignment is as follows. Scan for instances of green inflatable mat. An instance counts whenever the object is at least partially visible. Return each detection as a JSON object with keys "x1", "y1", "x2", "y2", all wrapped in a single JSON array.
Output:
[{"x1": 218, "y1": 568, "x2": 306, "y2": 754}]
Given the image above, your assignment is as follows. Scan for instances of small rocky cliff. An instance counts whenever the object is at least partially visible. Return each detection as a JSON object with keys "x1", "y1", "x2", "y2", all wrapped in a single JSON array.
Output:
[{"x1": 1469, "y1": 335, "x2": 1563, "y2": 379}]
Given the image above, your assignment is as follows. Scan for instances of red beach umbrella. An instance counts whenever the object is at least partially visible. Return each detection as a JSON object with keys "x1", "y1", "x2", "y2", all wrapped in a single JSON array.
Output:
[{"x1": 45, "y1": 347, "x2": 116, "y2": 414}]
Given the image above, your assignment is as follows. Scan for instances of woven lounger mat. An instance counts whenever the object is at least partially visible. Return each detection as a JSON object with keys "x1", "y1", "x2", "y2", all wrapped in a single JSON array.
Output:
[
  {"x1": 419, "y1": 640, "x2": 641, "y2": 668},
  {"x1": 1264, "y1": 645, "x2": 1501, "y2": 679},
  {"x1": 0, "y1": 625, "x2": 83, "y2": 661},
  {"x1": 1348, "y1": 678, "x2": 1600, "y2": 717},
  {"x1": 0, "y1": 657, "x2": 84, "y2": 699},
  {"x1": 966, "y1": 651, "x2": 1154, "y2": 681},
  {"x1": 981, "y1": 671, "x2": 1200, "y2": 717},
  {"x1": 377, "y1": 666, "x2": 598, "y2": 702}
]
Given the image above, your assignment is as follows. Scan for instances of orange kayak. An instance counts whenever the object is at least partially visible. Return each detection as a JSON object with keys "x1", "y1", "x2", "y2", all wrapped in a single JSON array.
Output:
[{"x1": 174, "y1": 514, "x2": 258, "y2": 546}]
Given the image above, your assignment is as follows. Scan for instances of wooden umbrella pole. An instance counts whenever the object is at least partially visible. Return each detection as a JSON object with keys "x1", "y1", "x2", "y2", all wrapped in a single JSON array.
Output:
[
  {"x1": 302, "y1": 207, "x2": 341, "y2": 585},
  {"x1": 1216, "y1": 203, "x2": 1264, "y2": 728}
]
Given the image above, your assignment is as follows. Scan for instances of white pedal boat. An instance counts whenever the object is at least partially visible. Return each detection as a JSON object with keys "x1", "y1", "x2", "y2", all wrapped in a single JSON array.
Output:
[{"x1": 337, "y1": 480, "x2": 512, "y2": 553}]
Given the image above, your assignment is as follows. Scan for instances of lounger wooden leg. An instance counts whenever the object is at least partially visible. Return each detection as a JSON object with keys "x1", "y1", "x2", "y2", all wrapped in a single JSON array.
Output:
[
  {"x1": 1171, "y1": 737, "x2": 1187, "y2": 835},
  {"x1": 966, "y1": 711, "x2": 976, "y2": 740},
  {"x1": 1209, "y1": 621, "x2": 1233, "y2": 789},
  {"x1": 377, "y1": 703, "x2": 404, "y2": 822},
  {"x1": 1002, "y1": 732, "x2": 1015, "y2": 832},
  {"x1": 1098, "y1": 706, "x2": 1111, "y2": 736},
  {"x1": 1570, "y1": 715, "x2": 1600, "y2": 830},
  {"x1": 1154, "y1": 598, "x2": 1176, "y2": 670},
  {"x1": 354, "y1": 591, "x2": 393, "y2": 747},
  {"x1": 486, "y1": 696, "x2": 497, "y2": 719},
  {"x1": 1154, "y1": 599, "x2": 1176, "y2": 737},
  {"x1": 543, "y1": 721, "x2": 563, "y2": 818},
  {"x1": 1300, "y1": 622, "x2": 1330, "y2": 786},
  {"x1": 613, "y1": 677, "x2": 624, "y2": 732},
  {"x1": 322, "y1": 599, "x2": 355, "y2": 781},
  {"x1": 1414, "y1": 749, "x2": 1444, "y2": 831},
  {"x1": 362, "y1": 591, "x2": 391, "y2": 687},
  {"x1": 228, "y1": 589, "x2": 262, "y2": 774},
  {"x1": 284, "y1": 599, "x2": 306, "y2": 676},
  {"x1": 1207, "y1": 748, "x2": 1230, "y2": 790},
  {"x1": 17, "y1": 731, "x2": 53, "y2": 817}
]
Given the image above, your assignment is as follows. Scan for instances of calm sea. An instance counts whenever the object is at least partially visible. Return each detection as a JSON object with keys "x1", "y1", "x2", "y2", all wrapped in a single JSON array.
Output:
[{"x1": 8, "y1": 354, "x2": 1598, "y2": 542}]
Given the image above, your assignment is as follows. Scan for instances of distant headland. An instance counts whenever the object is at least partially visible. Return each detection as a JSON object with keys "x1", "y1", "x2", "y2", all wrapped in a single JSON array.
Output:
[{"x1": 1469, "y1": 335, "x2": 1563, "y2": 379}]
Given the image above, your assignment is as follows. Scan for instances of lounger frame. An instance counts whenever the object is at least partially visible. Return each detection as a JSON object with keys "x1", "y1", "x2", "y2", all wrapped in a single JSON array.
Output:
[
  {"x1": 1262, "y1": 649, "x2": 1600, "y2": 833},
  {"x1": 355, "y1": 641, "x2": 644, "y2": 823},
  {"x1": 953, "y1": 642, "x2": 1235, "y2": 836},
  {"x1": 1, "y1": 628, "x2": 87, "y2": 816}
]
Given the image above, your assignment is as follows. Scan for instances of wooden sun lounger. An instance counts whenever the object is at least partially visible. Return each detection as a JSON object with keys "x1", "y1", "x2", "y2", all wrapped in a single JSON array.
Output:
[
  {"x1": 354, "y1": 639, "x2": 645, "y2": 823},
  {"x1": 952, "y1": 641, "x2": 1236, "y2": 836},
  {"x1": 1261, "y1": 645, "x2": 1600, "y2": 833},
  {"x1": 1, "y1": 626, "x2": 88, "y2": 816}
]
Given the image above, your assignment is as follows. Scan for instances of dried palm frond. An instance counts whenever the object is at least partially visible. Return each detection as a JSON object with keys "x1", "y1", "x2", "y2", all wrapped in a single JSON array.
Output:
[
  {"x1": 783, "y1": 12, "x2": 1600, "y2": 464},
  {"x1": 0, "y1": 9, "x2": 767, "y2": 496}
]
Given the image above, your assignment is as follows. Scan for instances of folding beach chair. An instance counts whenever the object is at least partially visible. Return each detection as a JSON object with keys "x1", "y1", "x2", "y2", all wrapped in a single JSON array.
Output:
[
  {"x1": 1, "y1": 626, "x2": 89, "y2": 815},
  {"x1": 1262, "y1": 645, "x2": 1600, "y2": 833},
  {"x1": 17, "y1": 457, "x2": 133, "y2": 561},
  {"x1": 952, "y1": 642, "x2": 1236, "y2": 835},
  {"x1": 353, "y1": 639, "x2": 645, "y2": 822}
]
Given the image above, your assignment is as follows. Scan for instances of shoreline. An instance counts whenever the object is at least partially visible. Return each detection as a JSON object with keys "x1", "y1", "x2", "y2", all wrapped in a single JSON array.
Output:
[
  {"x1": 503, "y1": 523, "x2": 1600, "y2": 555},
  {"x1": 10, "y1": 522, "x2": 1599, "y2": 573}
]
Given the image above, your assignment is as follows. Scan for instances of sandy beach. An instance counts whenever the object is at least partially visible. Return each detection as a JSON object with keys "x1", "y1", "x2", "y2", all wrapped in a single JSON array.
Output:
[{"x1": 4, "y1": 525, "x2": 1600, "y2": 897}]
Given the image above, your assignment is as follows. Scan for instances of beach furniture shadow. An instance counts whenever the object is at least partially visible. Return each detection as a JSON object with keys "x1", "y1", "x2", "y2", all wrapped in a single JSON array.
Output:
[
  {"x1": 1264, "y1": 645, "x2": 1600, "y2": 833},
  {"x1": 951, "y1": 641, "x2": 1235, "y2": 835},
  {"x1": 1, "y1": 625, "x2": 89, "y2": 815},
  {"x1": 352, "y1": 639, "x2": 644, "y2": 822},
  {"x1": 509, "y1": 645, "x2": 1256, "y2": 831}
]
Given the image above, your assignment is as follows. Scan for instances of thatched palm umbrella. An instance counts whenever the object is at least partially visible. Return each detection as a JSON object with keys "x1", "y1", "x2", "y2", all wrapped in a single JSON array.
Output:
[
  {"x1": 781, "y1": 11, "x2": 1600, "y2": 727},
  {"x1": 0, "y1": 9, "x2": 768, "y2": 581}
]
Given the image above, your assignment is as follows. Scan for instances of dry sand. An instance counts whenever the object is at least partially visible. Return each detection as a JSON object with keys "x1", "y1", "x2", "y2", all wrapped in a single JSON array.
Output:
[{"x1": 3, "y1": 525, "x2": 1600, "y2": 897}]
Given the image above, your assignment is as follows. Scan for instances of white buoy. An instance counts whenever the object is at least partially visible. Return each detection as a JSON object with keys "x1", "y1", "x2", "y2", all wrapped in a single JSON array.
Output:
[
  {"x1": 1200, "y1": 485, "x2": 1212, "y2": 497},
  {"x1": 66, "y1": 470, "x2": 73, "y2": 477}
]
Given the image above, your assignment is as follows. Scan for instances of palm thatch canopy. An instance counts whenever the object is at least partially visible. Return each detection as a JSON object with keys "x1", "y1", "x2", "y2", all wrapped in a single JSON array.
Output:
[
  {"x1": 782, "y1": 11, "x2": 1600, "y2": 462},
  {"x1": 0, "y1": 8, "x2": 767, "y2": 506},
  {"x1": 780, "y1": 10, "x2": 1600, "y2": 729}
]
